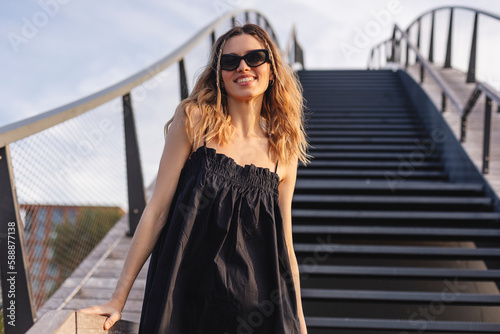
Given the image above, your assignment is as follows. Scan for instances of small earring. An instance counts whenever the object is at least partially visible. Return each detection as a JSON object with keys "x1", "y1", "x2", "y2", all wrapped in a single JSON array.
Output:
[{"x1": 269, "y1": 79, "x2": 275, "y2": 86}]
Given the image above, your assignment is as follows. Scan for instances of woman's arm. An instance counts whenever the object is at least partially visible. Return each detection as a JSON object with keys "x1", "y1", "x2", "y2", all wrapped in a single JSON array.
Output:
[
  {"x1": 278, "y1": 156, "x2": 308, "y2": 334},
  {"x1": 78, "y1": 105, "x2": 196, "y2": 330}
]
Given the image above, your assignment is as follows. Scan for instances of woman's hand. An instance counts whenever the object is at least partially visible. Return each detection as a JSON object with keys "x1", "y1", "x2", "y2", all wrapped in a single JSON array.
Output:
[{"x1": 78, "y1": 299, "x2": 123, "y2": 330}]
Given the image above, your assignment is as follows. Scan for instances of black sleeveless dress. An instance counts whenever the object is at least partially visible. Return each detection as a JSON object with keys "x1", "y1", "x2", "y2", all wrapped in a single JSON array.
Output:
[{"x1": 138, "y1": 134, "x2": 301, "y2": 334}]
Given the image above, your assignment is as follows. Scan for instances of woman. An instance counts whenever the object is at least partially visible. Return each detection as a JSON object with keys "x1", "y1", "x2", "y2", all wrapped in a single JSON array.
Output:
[{"x1": 80, "y1": 23, "x2": 310, "y2": 333}]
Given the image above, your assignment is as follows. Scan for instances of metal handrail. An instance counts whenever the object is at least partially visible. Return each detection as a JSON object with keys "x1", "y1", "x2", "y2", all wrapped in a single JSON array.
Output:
[
  {"x1": 369, "y1": 6, "x2": 500, "y2": 84},
  {"x1": 403, "y1": 6, "x2": 500, "y2": 83},
  {"x1": 406, "y1": 6, "x2": 500, "y2": 28},
  {"x1": 368, "y1": 6, "x2": 500, "y2": 175},
  {"x1": 0, "y1": 8, "x2": 277, "y2": 147},
  {"x1": 394, "y1": 25, "x2": 463, "y2": 114},
  {"x1": 369, "y1": 24, "x2": 463, "y2": 115}
]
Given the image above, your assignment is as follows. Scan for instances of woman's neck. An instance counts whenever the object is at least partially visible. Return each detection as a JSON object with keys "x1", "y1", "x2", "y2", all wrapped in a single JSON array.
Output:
[{"x1": 226, "y1": 96, "x2": 267, "y2": 139}]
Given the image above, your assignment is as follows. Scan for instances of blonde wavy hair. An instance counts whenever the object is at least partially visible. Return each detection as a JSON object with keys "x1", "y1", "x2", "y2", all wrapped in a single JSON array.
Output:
[{"x1": 164, "y1": 23, "x2": 310, "y2": 166}]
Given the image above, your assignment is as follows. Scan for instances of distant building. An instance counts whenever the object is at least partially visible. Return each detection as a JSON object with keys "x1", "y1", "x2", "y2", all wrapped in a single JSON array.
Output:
[{"x1": 19, "y1": 204, "x2": 124, "y2": 309}]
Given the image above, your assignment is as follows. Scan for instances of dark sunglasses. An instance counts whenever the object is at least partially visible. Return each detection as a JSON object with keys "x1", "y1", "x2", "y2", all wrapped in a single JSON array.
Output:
[{"x1": 220, "y1": 49, "x2": 270, "y2": 71}]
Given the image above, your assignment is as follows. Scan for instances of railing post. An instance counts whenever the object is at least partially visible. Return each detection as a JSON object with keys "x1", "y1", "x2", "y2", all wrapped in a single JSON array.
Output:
[
  {"x1": 0, "y1": 145, "x2": 36, "y2": 334},
  {"x1": 405, "y1": 28, "x2": 410, "y2": 68},
  {"x1": 444, "y1": 8, "x2": 454, "y2": 68},
  {"x1": 122, "y1": 93, "x2": 146, "y2": 236},
  {"x1": 379, "y1": 46, "x2": 382, "y2": 68},
  {"x1": 231, "y1": 16, "x2": 236, "y2": 28},
  {"x1": 245, "y1": 11, "x2": 249, "y2": 23},
  {"x1": 460, "y1": 115, "x2": 467, "y2": 142},
  {"x1": 482, "y1": 96, "x2": 492, "y2": 173},
  {"x1": 390, "y1": 28, "x2": 396, "y2": 62},
  {"x1": 211, "y1": 31, "x2": 216, "y2": 46},
  {"x1": 395, "y1": 38, "x2": 401, "y2": 64},
  {"x1": 441, "y1": 92, "x2": 447, "y2": 112},
  {"x1": 462, "y1": 87, "x2": 482, "y2": 142},
  {"x1": 294, "y1": 35, "x2": 304, "y2": 69},
  {"x1": 385, "y1": 41, "x2": 390, "y2": 62},
  {"x1": 429, "y1": 11, "x2": 435, "y2": 63},
  {"x1": 467, "y1": 12, "x2": 478, "y2": 83},
  {"x1": 420, "y1": 61, "x2": 425, "y2": 83},
  {"x1": 256, "y1": 13, "x2": 260, "y2": 26},
  {"x1": 179, "y1": 59, "x2": 189, "y2": 100},
  {"x1": 416, "y1": 18, "x2": 421, "y2": 50}
]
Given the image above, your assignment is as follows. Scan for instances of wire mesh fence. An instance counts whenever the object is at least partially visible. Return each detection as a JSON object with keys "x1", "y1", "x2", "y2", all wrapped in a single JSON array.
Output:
[{"x1": 8, "y1": 97, "x2": 128, "y2": 309}]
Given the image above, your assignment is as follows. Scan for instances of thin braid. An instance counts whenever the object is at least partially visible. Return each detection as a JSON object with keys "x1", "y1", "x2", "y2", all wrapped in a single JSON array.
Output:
[
  {"x1": 214, "y1": 38, "x2": 232, "y2": 143},
  {"x1": 261, "y1": 38, "x2": 278, "y2": 147},
  {"x1": 262, "y1": 39, "x2": 279, "y2": 86},
  {"x1": 216, "y1": 38, "x2": 227, "y2": 107}
]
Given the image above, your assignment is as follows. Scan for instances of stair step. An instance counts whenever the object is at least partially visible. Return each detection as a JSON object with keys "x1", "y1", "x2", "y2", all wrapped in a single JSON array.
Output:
[
  {"x1": 306, "y1": 124, "x2": 422, "y2": 130},
  {"x1": 305, "y1": 97, "x2": 409, "y2": 103},
  {"x1": 298, "y1": 264, "x2": 500, "y2": 280},
  {"x1": 307, "y1": 113, "x2": 416, "y2": 120},
  {"x1": 296, "y1": 169, "x2": 447, "y2": 179},
  {"x1": 303, "y1": 85, "x2": 405, "y2": 90},
  {"x1": 308, "y1": 144, "x2": 438, "y2": 152},
  {"x1": 303, "y1": 161, "x2": 442, "y2": 170},
  {"x1": 301, "y1": 79, "x2": 400, "y2": 83},
  {"x1": 308, "y1": 107, "x2": 414, "y2": 113},
  {"x1": 309, "y1": 137, "x2": 424, "y2": 144},
  {"x1": 294, "y1": 180, "x2": 482, "y2": 193},
  {"x1": 308, "y1": 104, "x2": 413, "y2": 109},
  {"x1": 301, "y1": 288, "x2": 500, "y2": 305},
  {"x1": 306, "y1": 117, "x2": 422, "y2": 129},
  {"x1": 302, "y1": 83, "x2": 403, "y2": 87},
  {"x1": 292, "y1": 194, "x2": 491, "y2": 206},
  {"x1": 299, "y1": 69, "x2": 395, "y2": 74},
  {"x1": 310, "y1": 152, "x2": 439, "y2": 160},
  {"x1": 292, "y1": 209, "x2": 500, "y2": 221},
  {"x1": 307, "y1": 130, "x2": 426, "y2": 137},
  {"x1": 292, "y1": 225, "x2": 500, "y2": 240},
  {"x1": 294, "y1": 243, "x2": 500, "y2": 259},
  {"x1": 304, "y1": 316, "x2": 500, "y2": 332}
]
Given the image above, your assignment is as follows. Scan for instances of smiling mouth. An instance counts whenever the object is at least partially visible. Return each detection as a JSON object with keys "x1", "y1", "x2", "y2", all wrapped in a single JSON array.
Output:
[{"x1": 235, "y1": 77, "x2": 256, "y2": 83}]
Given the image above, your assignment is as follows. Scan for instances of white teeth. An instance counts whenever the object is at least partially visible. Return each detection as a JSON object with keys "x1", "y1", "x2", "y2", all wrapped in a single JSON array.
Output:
[{"x1": 236, "y1": 77, "x2": 255, "y2": 83}]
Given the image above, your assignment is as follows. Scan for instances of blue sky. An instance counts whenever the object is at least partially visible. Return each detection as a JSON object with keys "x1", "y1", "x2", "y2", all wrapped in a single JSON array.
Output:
[{"x1": 2, "y1": 0, "x2": 500, "y2": 127}]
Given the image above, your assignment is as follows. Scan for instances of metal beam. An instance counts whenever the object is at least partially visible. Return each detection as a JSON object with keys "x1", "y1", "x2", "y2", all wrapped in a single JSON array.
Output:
[
  {"x1": 0, "y1": 145, "x2": 36, "y2": 333},
  {"x1": 428, "y1": 11, "x2": 435, "y2": 63},
  {"x1": 467, "y1": 12, "x2": 478, "y2": 83},
  {"x1": 483, "y1": 96, "x2": 492, "y2": 173},
  {"x1": 179, "y1": 59, "x2": 189, "y2": 100},
  {"x1": 122, "y1": 94, "x2": 146, "y2": 236},
  {"x1": 444, "y1": 8, "x2": 454, "y2": 68}
]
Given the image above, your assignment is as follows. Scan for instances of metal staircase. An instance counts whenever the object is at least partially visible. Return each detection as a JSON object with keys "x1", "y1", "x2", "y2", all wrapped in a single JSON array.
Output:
[{"x1": 294, "y1": 69, "x2": 500, "y2": 333}]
